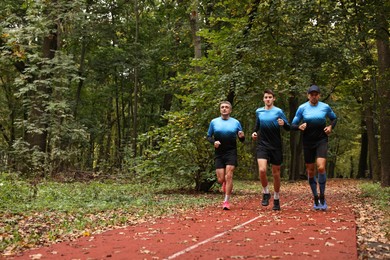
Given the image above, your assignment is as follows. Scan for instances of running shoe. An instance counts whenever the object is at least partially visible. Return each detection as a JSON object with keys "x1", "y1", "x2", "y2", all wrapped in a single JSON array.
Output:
[
  {"x1": 272, "y1": 199, "x2": 281, "y2": 211},
  {"x1": 313, "y1": 195, "x2": 321, "y2": 210},
  {"x1": 319, "y1": 195, "x2": 325, "y2": 205},
  {"x1": 319, "y1": 195, "x2": 327, "y2": 210},
  {"x1": 261, "y1": 193, "x2": 271, "y2": 206},
  {"x1": 319, "y1": 201, "x2": 328, "y2": 211},
  {"x1": 223, "y1": 201, "x2": 230, "y2": 210},
  {"x1": 222, "y1": 181, "x2": 226, "y2": 193}
]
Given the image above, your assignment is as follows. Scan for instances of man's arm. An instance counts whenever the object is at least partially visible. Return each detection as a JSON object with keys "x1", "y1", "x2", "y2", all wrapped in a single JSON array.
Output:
[
  {"x1": 206, "y1": 136, "x2": 215, "y2": 144},
  {"x1": 238, "y1": 122, "x2": 245, "y2": 143},
  {"x1": 238, "y1": 131, "x2": 245, "y2": 143},
  {"x1": 291, "y1": 107, "x2": 303, "y2": 131},
  {"x1": 207, "y1": 122, "x2": 215, "y2": 144},
  {"x1": 279, "y1": 111, "x2": 291, "y2": 131},
  {"x1": 328, "y1": 106, "x2": 337, "y2": 129},
  {"x1": 324, "y1": 107, "x2": 337, "y2": 135},
  {"x1": 252, "y1": 115, "x2": 260, "y2": 140}
]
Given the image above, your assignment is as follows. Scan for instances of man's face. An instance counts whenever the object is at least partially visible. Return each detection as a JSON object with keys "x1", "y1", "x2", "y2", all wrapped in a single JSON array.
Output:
[
  {"x1": 308, "y1": 91, "x2": 320, "y2": 105},
  {"x1": 263, "y1": 93, "x2": 275, "y2": 107},
  {"x1": 220, "y1": 103, "x2": 232, "y2": 116}
]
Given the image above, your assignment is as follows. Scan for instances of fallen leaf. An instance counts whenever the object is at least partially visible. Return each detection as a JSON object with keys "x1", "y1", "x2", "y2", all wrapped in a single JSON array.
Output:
[
  {"x1": 29, "y1": 254, "x2": 42, "y2": 260},
  {"x1": 325, "y1": 242, "x2": 335, "y2": 246}
]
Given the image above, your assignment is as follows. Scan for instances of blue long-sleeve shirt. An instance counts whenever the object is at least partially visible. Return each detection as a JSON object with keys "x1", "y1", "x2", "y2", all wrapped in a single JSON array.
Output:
[
  {"x1": 253, "y1": 106, "x2": 290, "y2": 150},
  {"x1": 207, "y1": 117, "x2": 245, "y2": 155},
  {"x1": 291, "y1": 101, "x2": 337, "y2": 147}
]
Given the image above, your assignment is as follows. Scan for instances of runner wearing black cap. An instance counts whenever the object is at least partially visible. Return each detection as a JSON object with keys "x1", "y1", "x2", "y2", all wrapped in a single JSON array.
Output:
[{"x1": 291, "y1": 85, "x2": 337, "y2": 210}]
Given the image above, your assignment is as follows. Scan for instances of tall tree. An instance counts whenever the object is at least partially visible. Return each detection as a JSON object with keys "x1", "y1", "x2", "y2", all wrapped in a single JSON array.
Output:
[
  {"x1": 1, "y1": 1, "x2": 88, "y2": 175},
  {"x1": 375, "y1": 1, "x2": 390, "y2": 187},
  {"x1": 346, "y1": 0, "x2": 382, "y2": 181}
]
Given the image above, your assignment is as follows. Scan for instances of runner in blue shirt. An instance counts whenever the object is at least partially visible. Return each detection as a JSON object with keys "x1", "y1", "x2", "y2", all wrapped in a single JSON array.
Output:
[
  {"x1": 291, "y1": 85, "x2": 337, "y2": 210},
  {"x1": 207, "y1": 101, "x2": 245, "y2": 210},
  {"x1": 252, "y1": 89, "x2": 290, "y2": 210}
]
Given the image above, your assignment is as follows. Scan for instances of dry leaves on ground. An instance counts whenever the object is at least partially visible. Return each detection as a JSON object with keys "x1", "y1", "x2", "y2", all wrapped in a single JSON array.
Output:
[{"x1": 354, "y1": 198, "x2": 390, "y2": 259}]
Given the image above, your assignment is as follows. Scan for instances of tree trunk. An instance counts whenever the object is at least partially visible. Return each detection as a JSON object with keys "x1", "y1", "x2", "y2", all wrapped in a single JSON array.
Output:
[
  {"x1": 73, "y1": 2, "x2": 92, "y2": 119},
  {"x1": 104, "y1": 99, "x2": 113, "y2": 170},
  {"x1": 74, "y1": 38, "x2": 86, "y2": 119},
  {"x1": 357, "y1": 119, "x2": 368, "y2": 178},
  {"x1": 133, "y1": 0, "x2": 140, "y2": 158},
  {"x1": 349, "y1": 156, "x2": 354, "y2": 178},
  {"x1": 362, "y1": 89, "x2": 381, "y2": 181},
  {"x1": 328, "y1": 139, "x2": 340, "y2": 178},
  {"x1": 327, "y1": 160, "x2": 335, "y2": 178},
  {"x1": 375, "y1": 4, "x2": 390, "y2": 187},
  {"x1": 288, "y1": 91, "x2": 303, "y2": 180},
  {"x1": 24, "y1": 25, "x2": 58, "y2": 176},
  {"x1": 1, "y1": 84, "x2": 16, "y2": 149},
  {"x1": 190, "y1": 9, "x2": 202, "y2": 72},
  {"x1": 115, "y1": 79, "x2": 122, "y2": 168}
]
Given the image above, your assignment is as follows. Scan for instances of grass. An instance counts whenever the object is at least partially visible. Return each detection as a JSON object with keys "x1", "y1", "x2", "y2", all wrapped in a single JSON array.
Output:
[
  {"x1": 359, "y1": 182, "x2": 390, "y2": 210},
  {"x1": 0, "y1": 177, "x2": 217, "y2": 214},
  {"x1": 359, "y1": 181, "x2": 390, "y2": 237}
]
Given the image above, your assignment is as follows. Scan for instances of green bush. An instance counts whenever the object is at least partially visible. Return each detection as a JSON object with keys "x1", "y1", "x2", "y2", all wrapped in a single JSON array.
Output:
[
  {"x1": 132, "y1": 111, "x2": 215, "y2": 191},
  {"x1": 360, "y1": 182, "x2": 390, "y2": 210}
]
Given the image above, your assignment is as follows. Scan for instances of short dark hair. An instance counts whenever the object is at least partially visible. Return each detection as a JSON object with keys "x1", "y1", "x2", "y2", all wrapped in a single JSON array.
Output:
[
  {"x1": 220, "y1": 101, "x2": 232, "y2": 108},
  {"x1": 264, "y1": 89, "x2": 275, "y2": 97}
]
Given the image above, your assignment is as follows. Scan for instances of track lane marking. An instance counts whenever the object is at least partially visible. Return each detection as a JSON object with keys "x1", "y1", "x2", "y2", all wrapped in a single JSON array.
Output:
[
  {"x1": 164, "y1": 196, "x2": 302, "y2": 259},
  {"x1": 164, "y1": 214, "x2": 263, "y2": 260}
]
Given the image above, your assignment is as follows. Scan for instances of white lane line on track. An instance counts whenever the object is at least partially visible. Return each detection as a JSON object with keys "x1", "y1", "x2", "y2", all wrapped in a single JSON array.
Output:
[
  {"x1": 164, "y1": 197, "x2": 302, "y2": 260},
  {"x1": 163, "y1": 214, "x2": 263, "y2": 260}
]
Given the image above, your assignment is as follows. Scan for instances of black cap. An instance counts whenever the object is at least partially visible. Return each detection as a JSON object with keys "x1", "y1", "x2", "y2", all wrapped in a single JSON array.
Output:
[{"x1": 307, "y1": 85, "x2": 320, "y2": 94}]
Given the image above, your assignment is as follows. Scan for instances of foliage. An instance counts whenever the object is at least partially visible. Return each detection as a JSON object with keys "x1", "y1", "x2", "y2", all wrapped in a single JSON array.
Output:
[
  {"x1": 133, "y1": 108, "x2": 215, "y2": 190},
  {"x1": 0, "y1": 0, "x2": 389, "y2": 257},
  {"x1": 0, "y1": 0, "x2": 389, "y2": 188},
  {"x1": 0, "y1": 173, "x2": 206, "y2": 213},
  {"x1": 359, "y1": 182, "x2": 390, "y2": 210},
  {"x1": 0, "y1": 0, "x2": 89, "y2": 177}
]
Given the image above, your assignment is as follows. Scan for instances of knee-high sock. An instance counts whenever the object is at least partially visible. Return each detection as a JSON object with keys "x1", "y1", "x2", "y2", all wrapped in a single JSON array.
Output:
[
  {"x1": 308, "y1": 177, "x2": 318, "y2": 196},
  {"x1": 318, "y1": 173, "x2": 326, "y2": 196}
]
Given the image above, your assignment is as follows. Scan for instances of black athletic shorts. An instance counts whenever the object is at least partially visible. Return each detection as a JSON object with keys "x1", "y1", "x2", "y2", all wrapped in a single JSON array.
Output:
[
  {"x1": 215, "y1": 150, "x2": 238, "y2": 168},
  {"x1": 303, "y1": 142, "x2": 328, "y2": 164},
  {"x1": 256, "y1": 146, "x2": 283, "y2": 165}
]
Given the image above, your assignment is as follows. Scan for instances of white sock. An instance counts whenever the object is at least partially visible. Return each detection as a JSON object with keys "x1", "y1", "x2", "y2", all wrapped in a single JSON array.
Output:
[
  {"x1": 224, "y1": 195, "x2": 230, "y2": 202},
  {"x1": 274, "y1": 192, "x2": 279, "y2": 200},
  {"x1": 263, "y1": 186, "x2": 269, "y2": 194}
]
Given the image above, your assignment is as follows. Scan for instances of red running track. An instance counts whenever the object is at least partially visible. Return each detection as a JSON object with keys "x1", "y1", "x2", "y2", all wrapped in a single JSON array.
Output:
[{"x1": 9, "y1": 182, "x2": 357, "y2": 260}]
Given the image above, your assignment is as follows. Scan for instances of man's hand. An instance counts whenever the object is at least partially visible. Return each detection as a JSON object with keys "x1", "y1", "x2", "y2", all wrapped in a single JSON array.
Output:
[
  {"x1": 299, "y1": 123, "x2": 307, "y2": 131},
  {"x1": 238, "y1": 131, "x2": 245, "y2": 138},
  {"x1": 324, "y1": 125, "x2": 332, "y2": 135},
  {"x1": 214, "y1": 141, "x2": 221, "y2": 148},
  {"x1": 251, "y1": 132, "x2": 257, "y2": 140},
  {"x1": 277, "y1": 118, "x2": 284, "y2": 126}
]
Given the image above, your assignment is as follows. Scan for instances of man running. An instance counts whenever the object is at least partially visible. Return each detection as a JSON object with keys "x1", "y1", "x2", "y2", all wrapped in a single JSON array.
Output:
[
  {"x1": 291, "y1": 85, "x2": 337, "y2": 210},
  {"x1": 207, "y1": 101, "x2": 245, "y2": 210},
  {"x1": 252, "y1": 89, "x2": 290, "y2": 210}
]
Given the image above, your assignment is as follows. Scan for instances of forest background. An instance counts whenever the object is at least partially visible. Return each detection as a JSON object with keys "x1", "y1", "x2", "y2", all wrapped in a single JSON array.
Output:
[
  {"x1": 0, "y1": 0, "x2": 390, "y2": 257},
  {"x1": 0, "y1": 0, "x2": 389, "y2": 188}
]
